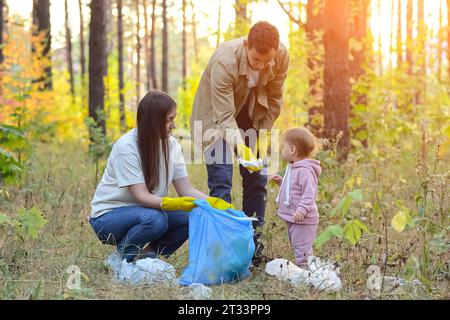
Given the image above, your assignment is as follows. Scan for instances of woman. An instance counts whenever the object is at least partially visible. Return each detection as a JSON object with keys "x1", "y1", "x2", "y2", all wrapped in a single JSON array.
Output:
[{"x1": 89, "y1": 91, "x2": 231, "y2": 262}]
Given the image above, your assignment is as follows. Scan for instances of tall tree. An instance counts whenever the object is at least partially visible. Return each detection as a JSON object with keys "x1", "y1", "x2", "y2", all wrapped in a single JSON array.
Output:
[
  {"x1": 135, "y1": 0, "x2": 141, "y2": 103},
  {"x1": 182, "y1": 0, "x2": 187, "y2": 88},
  {"x1": 389, "y1": 0, "x2": 395, "y2": 72},
  {"x1": 305, "y1": 0, "x2": 324, "y2": 136},
  {"x1": 32, "y1": 0, "x2": 52, "y2": 90},
  {"x1": 191, "y1": 0, "x2": 199, "y2": 64},
  {"x1": 0, "y1": 0, "x2": 4, "y2": 65},
  {"x1": 349, "y1": 0, "x2": 370, "y2": 147},
  {"x1": 447, "y1": 0, "x2": 450, "y2": 80},
  {"x1": 406, "y1": 0, "x2": 413, "y2": 75},
  {"x1": 105, "y1": 0, "x2": 113, "y2": 56},
  {"x1": 438, "y1": 0, "x2": 443, "y2": 82},
  {"x1": 64, "y1": 0, "x2": 75, "y2": 99},
  {"x1": 150, "y1": 0, "x2": 158, "y2": 88},
  {"x1": 416, "y1": 0, "x2": 425, "y2": 104},
  {"x1": 143, "y1": 0, "x2": 151, "y2": 91},
  {"x1": 79, "y1": 0, "x2": 86, "y2": 87},
  {"x1": 117, "y1": 0, "x2": 125, "y2": 131},
  {"x1": 349, "y1": 0, "x2": 369, "y2": 81},
  {"x1": 323, "y1": 0, "x2": 351, "y2": 157},
  {"x1": 235, "y1": 0, "x2": 250, "y2": 37},
  {"x1": 216, "y1": 0, "x2": 222, "y2": 48},
  {"x1": 89, "y1": 0, "x2": 107, "y2": 135},
  {"x1": 162, "y1": 0, "x2": 168, "y2": 93},
  {"x1": 396, "y1": 0, "x2": 403, "y2": 67},
  {"x1": 377, "y1": 0, "x2": 383, "y2": 75}
]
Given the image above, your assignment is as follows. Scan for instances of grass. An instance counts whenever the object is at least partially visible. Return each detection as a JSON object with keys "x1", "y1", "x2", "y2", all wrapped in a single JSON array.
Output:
[{"x1": 0, "y1": 138, "x2": 448, "y2": 300}]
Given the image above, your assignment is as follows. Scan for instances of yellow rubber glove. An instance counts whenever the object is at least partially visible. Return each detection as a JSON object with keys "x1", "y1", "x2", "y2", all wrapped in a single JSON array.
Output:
[
  {"x1": 206, "y1": 196, "x2": 235, "y2": 210},
  {"x1": 161, "y1": 197, "x2": 197, "y2": 212},
  {"x1": 237, "y1": 143, "x2": 262, "y2": 172}
]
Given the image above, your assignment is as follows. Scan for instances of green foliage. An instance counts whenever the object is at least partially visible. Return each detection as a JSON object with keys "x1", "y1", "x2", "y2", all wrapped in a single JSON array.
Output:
[
  {"x1": 0, "y1": 125, "x2": 27, "y2": 183},
  {"x1": 0, "y1": 207, "x2": 47, "y2": 244},
  {"x1": 315, "y1": 187, "x2": 370, "y2": 248},
  {"x1": 391, "y1": 201, "x2": 413, "y2": 233}
]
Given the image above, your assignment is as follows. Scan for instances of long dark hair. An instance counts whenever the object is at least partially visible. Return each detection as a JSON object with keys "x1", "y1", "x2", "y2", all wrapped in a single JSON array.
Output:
[{"x1": 136, "y1": 91, "x2": 176, "y2": 193}]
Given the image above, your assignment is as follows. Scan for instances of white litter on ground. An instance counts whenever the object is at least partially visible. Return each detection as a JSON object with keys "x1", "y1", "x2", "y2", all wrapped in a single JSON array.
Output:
[
  {"x1": 179, "y1": 283, "x2": 213, "y2": 300},
  {"x1": 104, "y1": 251, "x2": 178, "y2": 286},
  {"x1": 265, "y1": 256, "x2": 342, "y2": 291},
  {"x1": 104, "y1": 251, "x2": 213, "y2": 299},
  {"x1": 381, "y1": 276, "x2": 425, "y2": 295}
]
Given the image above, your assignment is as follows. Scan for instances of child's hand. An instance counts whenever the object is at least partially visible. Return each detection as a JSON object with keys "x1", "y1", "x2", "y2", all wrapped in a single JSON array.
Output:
[
  {"x1": 293, "y1": 210, "x2": 305, "y2": 223},
  {"x1": 269, "y1": 174, "x2": 283, "y2": 186}
]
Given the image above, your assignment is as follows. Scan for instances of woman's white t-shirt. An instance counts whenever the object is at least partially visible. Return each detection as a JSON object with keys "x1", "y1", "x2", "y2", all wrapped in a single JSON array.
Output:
[{"x1": 90, "y1": 129, "x2": 188, "y2": 218}]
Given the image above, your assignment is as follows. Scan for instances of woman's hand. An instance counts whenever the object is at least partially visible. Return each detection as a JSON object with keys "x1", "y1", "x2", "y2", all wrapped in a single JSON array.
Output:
[
  {"x1": 161, "y1": 196, "x2": 197, "y2": 212},
  {"x1": 206, "y1": 196, "x2": 235, "y2": 210}
]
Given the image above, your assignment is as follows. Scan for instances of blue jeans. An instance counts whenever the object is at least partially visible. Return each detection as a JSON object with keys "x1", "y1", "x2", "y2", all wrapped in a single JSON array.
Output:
[
  {"x1": 205, "y1": 138, "x2": 267, "y2": 229},
  {"x1": 90, "y1": 206, "x2": 189, "y2": 262}
]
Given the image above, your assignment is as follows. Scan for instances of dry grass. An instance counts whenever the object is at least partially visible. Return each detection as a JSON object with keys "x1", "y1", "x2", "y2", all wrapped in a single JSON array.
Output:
[{"x1": 0, "y1": 141, "x2": 448, "y2": 300}]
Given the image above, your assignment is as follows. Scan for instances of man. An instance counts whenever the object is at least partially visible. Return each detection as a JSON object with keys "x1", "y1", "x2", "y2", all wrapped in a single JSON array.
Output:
[{"x1": 190, "y1": 21, "x2": 289, "y2": 264}]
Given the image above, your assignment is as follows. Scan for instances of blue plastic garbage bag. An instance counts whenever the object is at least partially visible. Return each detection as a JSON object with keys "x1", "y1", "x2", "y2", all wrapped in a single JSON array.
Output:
[{"x1": 179, "y1": 199, "x2": 255, "y2": 286}]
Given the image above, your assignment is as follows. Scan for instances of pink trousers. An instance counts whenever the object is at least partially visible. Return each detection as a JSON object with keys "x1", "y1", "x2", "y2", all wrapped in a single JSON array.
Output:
[{"x1": 286, "y1": 222, "x2": 318, "y2": 267}]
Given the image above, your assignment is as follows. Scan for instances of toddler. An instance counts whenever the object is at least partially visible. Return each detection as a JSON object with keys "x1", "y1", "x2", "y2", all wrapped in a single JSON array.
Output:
[{"x1": 270, "y1": 127, "x2": 321, "y2": 268}]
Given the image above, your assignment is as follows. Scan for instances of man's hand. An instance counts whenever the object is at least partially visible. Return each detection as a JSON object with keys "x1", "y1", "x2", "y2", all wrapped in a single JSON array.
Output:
[
  {"x1": 237, "y1": 143, "x2": 263, "y2": 173},
  {"x1": 293, "y1": 210, "x2": 305, "y2": 223},
  {"x1": 161, "y1": 197, "x2": 197, "y2": 212}
]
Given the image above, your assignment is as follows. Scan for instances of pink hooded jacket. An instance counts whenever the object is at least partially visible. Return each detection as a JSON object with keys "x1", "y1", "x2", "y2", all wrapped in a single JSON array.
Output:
[{"x1": 276, "y1": 159, "x2": 322, "y2": 225}]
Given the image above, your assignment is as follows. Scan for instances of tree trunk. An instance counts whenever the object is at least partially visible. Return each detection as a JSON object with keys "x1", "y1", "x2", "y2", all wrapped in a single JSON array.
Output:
[
  {"x1": 416, "y1": 0, "x2": 425, "y2": 104},
  {"x1": 135, "y1": 0, "x2": 141, "y2": 103},
  {"x1": 389, "y1": 0, "x2": 394, "y2": 72},
  {"x1": 64, "y1": 0, "x2": 75, "y2": 99},
  {"x1": 396, "y1": 0, "x2": 402, "y2": 67},
  {"x1": 377, "y1": 0, "x2": 383, "y2": 75},
  {"x1": 79, "y1": 0, "x2": 86, "y2": 86},
  {"x1": 438, "y1": 0, "x2": 443, "y2": 82},
  {"x1": 182, "y1": 0, "x2": 187, "y2": 88},
  {"x1": 32, "y1": 0, "x2": 52, "y2": 90},
  {"x1": 235, "y1": 0, "x2": 249, "y2": 37},
  {"x1": 406, "y1": 0, "x2": 413, "y2": 75},
  {"x1": 89, "y1": 0, "x2": 107, "y2": 135},
  {"x1": 105, "y1": 0, "x2": 113, "y2": 57},
  {"x1": 306, "y1": 0, "x2": 324, "y2": 137},
  {"x1": 0, "y1": 0, "x2": 4, "y2": 65},
  {"x1": 143, "y1": 0, "x2": 151, "y2": 91},
  {"x1": 349, "y1": 0, "x2": 369, "y2": 147},
  {"x1": 162, "y1": 0, "x2": 168, "y2": 93},
  {"x1": 216, "y1": 0, "x2": 222, "y2": 48},
  {"x1": 323, "y1": 0, "x2": 351, "y2": 158},
  {"x1": 117, "y1": 0, "x2": 125, "y2": 131},
  {"x1": 447, "y1": 0, "x2": 450, "y2": 80},
  {"x1": 150, "y1": 0, "x2": 158, "y2": 88},
  {"x1": 350, "y1": 0, "x2": 369, "y2": 81},
  {"x1": 191, "y1": 0, "x2": 199, "y2": 64}
]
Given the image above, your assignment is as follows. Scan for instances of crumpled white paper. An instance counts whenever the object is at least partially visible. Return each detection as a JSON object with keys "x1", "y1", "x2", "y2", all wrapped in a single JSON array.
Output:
[{"x1": 265, "y1": 256, "x2": 342, "y2": 291}]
